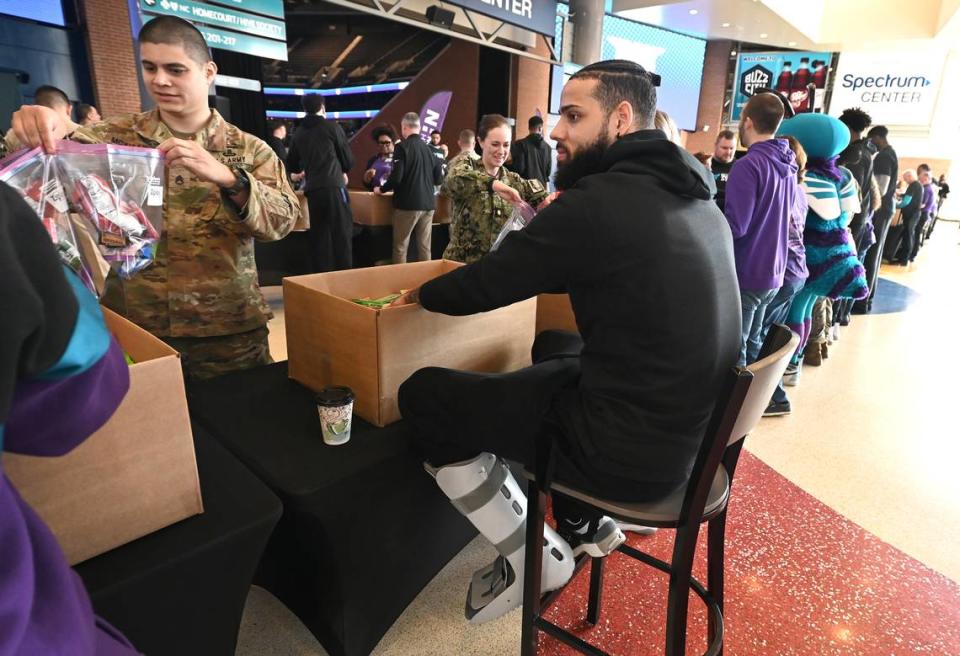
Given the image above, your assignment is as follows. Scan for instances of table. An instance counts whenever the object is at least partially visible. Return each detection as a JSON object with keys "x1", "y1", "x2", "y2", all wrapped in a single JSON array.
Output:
[
  {"x1": 75, "y1": 426, "x2": 283, "y2": 656},
  {"x1": 188, "y1": 362, "x2": 477, "y2": 656}
]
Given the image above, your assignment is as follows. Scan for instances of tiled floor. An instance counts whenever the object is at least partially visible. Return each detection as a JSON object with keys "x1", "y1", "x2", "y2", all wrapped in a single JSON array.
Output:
[{"x1": 238, "y1": 223, "x2": 960, "y2": 655}]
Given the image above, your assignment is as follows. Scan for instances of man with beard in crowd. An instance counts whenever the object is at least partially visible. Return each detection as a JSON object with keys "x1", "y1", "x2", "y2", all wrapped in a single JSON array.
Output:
[{"x1": 391, "y1": 60, "x2": 741, "y2": 624}]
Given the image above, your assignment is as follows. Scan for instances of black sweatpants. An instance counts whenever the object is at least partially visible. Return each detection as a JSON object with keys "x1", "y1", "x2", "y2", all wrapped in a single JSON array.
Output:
[
  {"x1": 398, "y1": 330, "x2": 604, "y2": 526},
  {"x1": 306, "y1": 187, "x2": 353, "y2": 272}
]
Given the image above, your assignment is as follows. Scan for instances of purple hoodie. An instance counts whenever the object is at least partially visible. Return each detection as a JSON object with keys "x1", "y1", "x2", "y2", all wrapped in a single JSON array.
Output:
[
  {"x1": 784, "y1": 184, "x2": 809, "y2": 283},
  {"x1": 922, "y1": 183, "x2": 936, "y2": 214},
  {"x1": 723, "y1": 138, "x2": 798, "y2": 290}
]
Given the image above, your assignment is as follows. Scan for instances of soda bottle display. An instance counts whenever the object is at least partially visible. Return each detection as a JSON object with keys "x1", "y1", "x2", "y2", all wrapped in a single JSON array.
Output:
[
  {"x1": 776, "y1": 62, "x2": 793, "y2": 94},
  {"x1": 789, "y1": 58, "x2": 812, "y2": 113},
  {"x1": 812, "y1": 60, "x2": 827, "y2": 88}
]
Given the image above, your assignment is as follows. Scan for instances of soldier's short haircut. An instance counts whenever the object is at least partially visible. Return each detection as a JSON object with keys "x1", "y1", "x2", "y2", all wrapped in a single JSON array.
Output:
[
  {"x1": 302, "y1": 95, "x2": 325, "y2": 114},
  {"x1": 34, "y1": 85, "x2": 70, "y2": 110},
  {"x1": 569, "y1": 59, "x2": 658, "y2": 129},
  {"x1": 716, "y1": 129, "x2": 736, "y2": 143},
  {"x1": 742, "y1": 93, "x2": 784, "y2": 135},
  {"x1": 77, "y1": 103, "x2": 97, "y2": 122},
  {"x1": 402, "y1": 112, "x2": 420, "y2": 129},
  {"x1": 477, "y1": 114, "x2": 509, "y2": 141},
  {"x1": 458, "y1": 129, "x2": 475, "y2": 144},
  {"x1": 139, "y1": 16, "x2": 212, "y2": 65}
]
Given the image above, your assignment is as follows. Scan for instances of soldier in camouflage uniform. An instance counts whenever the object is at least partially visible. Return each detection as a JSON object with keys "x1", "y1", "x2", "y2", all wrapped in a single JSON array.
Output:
[
  {"x1": 442, "y1": 115, "x2": 547, "y2": 264},
  {"x1": 11, "y1": 16, "x2": 298, "y2": 380}
]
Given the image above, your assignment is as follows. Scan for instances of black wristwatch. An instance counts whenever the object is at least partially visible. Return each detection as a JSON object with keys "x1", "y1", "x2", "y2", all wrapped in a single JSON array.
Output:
[{"x1": 222, "y1": 167, "x2": 251, "y2": 196}]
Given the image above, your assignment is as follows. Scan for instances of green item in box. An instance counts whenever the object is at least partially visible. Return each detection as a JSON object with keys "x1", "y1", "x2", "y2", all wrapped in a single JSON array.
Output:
[{"x1": 351, "y1": 293, "x2": 402, "y2": 309}]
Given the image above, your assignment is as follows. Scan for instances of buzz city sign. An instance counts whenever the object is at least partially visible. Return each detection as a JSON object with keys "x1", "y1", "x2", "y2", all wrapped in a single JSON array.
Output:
[{"x1": 829, "y1": 51, "x2": 947, "y2": 127}]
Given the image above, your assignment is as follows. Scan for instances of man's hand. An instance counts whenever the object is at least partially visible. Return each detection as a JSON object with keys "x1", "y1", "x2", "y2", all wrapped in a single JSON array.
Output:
[
  {"x1": 363, "y1": 169, "x2": 376, "y2": 184},
  {"x1": 11, "y1": 105, "x2": 66, "y2": 153},
  {"x1": 158, "y1": 138, "x2": 235, "y2": 187},
  {"x1": 373, "y1": 186, "x2": 383, "y2": 195},
  {"x1": 492, "y1": 180, "x2": 522, "y2": 204},
  {"x1": 291, "y1": 172, "x2": 305, "y2": 183},
  {"x1": 343, "y1": 173, "x2": 349, "y2": 186},
  {"x1": 537, "y1": 191, "x2": 560, "y2": 212},
  {"x1": 389, "y1": 287, "x2": 420, "y2": 307}
]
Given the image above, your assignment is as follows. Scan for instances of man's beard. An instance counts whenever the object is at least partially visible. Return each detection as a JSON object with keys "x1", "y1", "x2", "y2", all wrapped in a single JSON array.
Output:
[{"x1": 554, "y1": 134, "x2": 612, "y2": 191}]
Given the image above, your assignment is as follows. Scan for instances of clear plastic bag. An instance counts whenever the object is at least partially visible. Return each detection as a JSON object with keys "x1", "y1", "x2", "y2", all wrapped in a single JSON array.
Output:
[
  {"x1": 491, "y1": 201, "x2": 537, "y2": 252},
  {"x1": 55, "y1": 142, "x2": 164, "y2": 279},
  {"x1": 0, "y1": 147, "x2": 97, "y2": 293}
]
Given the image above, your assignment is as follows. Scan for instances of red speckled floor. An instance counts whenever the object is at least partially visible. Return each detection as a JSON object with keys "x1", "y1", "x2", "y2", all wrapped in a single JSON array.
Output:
[{"x1": 539, "y1": 451, "x2": 960, "y2": 655}]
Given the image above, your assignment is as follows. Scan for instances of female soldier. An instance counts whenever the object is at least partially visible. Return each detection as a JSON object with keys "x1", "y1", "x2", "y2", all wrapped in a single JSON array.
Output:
[{"x1": 442, "y1": 114, "x2": 548, "y2": 263}]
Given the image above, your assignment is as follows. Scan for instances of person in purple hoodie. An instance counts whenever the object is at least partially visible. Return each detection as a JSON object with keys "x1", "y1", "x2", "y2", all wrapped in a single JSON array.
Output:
[
  {"x1": 0, "y1": 182, "x2": 138, "y2": 655},
  {"x1": 723, "y1": 93, "x2": 797, "y2": 366}
]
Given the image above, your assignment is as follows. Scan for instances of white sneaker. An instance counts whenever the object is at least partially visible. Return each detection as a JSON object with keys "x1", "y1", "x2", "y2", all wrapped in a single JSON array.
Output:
[
  {"x1": 615, "y1": 521, "x2": 658, "y2": 536},
  {"x1": 783, "y1": 362, "x2": 800, "y2": 387},
  {"x1": 831, "y1": 324, "x2": 841, "y2": 342}
]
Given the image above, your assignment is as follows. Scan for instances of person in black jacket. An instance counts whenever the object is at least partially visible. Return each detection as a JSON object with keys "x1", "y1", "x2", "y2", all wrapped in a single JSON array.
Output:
[
  {"x1": 375, "y1": 112, "x2": 443, "y2": 263},
  {"x1": 835, "y1": 107, "x2": 876, "y2": 325},
  {"x1": 508, "y1": 115, "x2": 552, "y2": 186},
  {"x1": 288, "y1": 95, "x2": 355, "y2": 272},
  {"x1": 265, "y1": 120, "x2": 288, "y2": 164},
  {"x1": 393, "y1": 60, "x2": 741, "y2": 623},
  {"x1": 894, "y1": 169, "x2": 924, "y2": 265}
]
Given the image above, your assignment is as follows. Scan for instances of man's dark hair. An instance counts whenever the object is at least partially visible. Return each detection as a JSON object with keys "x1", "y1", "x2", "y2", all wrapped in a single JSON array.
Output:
[
  {"x1": 267, "y1": 120, "x2": 285, "y2": 133},
  {"x1": 742, "y1": 93, "x2": 785, "y2": 135},
  {"x1": 528, "y1": 115, "x2": 544, "y2": 131},
  {"x1": 918, "y1": 163, "x2": 930, "y2": 173},
  {"x1": 839, "y1": 108, "x2": 872, "y2": 134},
  {"x1": 430, "y1": 129, "x2": 441, "y2": 137},
  {"x1": 569, "y1": 59, "x2": 658, "y2": 129},
  {"x1": 138, "y1": 16, "x2": 212, "y2": 65},
  {"x1": 302, "y1": 94, "x2": 325, "y2": 114},
  {"x1": 372, "y1": 125, "x2": 396, "y2": 142},
  {"x1": 76, "y1": 103, "x2": 96, "y2": 122},
  {"x1": 867, "y1": 125, "x2": 889, "y2": 139},
  {"x1": 34, "y1": 85, "x2": 70, "y2": 110},
  {"x1": 717, "y1": 129, "x2": 736, "y2": 142}
]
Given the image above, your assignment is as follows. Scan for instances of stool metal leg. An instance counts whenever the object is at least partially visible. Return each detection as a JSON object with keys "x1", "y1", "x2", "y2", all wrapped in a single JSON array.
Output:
[
  {"x1": 707, "y1": 512, "x2": 727, "y2": 656},
  {"x1": 587, "y1": 557, "x2": 604, "y2": 625},
  {"x1": 521, "y1": 479, "x2": 547, "y2": 656},
  {"x1": 665, "y1": 524, "x2": 700, "y2": 656}
]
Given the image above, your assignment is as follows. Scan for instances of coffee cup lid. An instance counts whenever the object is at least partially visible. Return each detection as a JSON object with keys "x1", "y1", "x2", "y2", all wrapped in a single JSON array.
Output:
[{"x1": 316, "y1": 386, "x2": 354, "y2": 406}]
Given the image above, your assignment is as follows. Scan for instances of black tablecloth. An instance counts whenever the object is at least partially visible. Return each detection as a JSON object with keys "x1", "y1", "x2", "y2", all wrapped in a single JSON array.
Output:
[
  {"x1": 188, "y1": 362, "x2": 477, "y2": 656},
  {"x1": 75, "y1": 425, "x2": 283, "y2": 656}
]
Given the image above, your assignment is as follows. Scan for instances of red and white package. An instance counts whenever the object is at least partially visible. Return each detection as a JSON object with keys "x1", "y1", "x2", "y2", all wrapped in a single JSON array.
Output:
[
  {"x1": 56, "y1": 142, "x2": 164, "y2": 279},
  {"x1": 0, "y1": 147, "x2": 96, "y2": 293}
]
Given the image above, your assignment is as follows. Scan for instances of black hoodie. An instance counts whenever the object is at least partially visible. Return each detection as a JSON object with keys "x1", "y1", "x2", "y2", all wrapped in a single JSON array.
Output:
[
  {"x1": 419, "y1": 130, "x2": 741, "y2": 499},
  {"x1": 287, "y1": 114, "x2": 354, "y2": 191},
  {"x1": 509, "y1": 132, "x2": 553, "y2": 186}
]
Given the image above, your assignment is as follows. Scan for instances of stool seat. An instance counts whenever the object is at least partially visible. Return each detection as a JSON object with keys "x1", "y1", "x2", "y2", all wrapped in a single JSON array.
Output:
[{"x1": 546, "y1": 468, "x2": 730, "y2": 526}]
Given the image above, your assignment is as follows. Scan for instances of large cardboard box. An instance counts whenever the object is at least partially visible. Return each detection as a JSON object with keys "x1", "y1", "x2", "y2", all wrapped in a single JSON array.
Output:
[
  {"x1": 4, "y1": 308, "x2": 203, "y2": 565},
  {"x1": 285, "y1": 260, "x2": 537, "y2": 426},
  {"x1": 349, "y1": 190, "x2": 451, "y2": 226},
  {"x1": 536, "y1": 294, "x2": 578, "y2": 334}
]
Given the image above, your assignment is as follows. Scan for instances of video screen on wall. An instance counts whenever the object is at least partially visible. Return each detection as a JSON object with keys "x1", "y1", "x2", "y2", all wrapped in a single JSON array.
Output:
[
  {"x1": 550, "y1": 7, "x2": 707, "y2": 131},
  {"x1": 0, "y1": 0, "x2": 66, "y2": 26}
]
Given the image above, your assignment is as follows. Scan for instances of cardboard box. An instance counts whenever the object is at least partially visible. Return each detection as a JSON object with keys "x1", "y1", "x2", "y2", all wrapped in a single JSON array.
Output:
[
  {"x1": 349, "y1": 190, "x2": 452, "y2": 226},
  {"x1": 536, "y1": 294, "x2": 578, "y2": 334},
  {"x1": 4, "y1": 308, "x2": 203, "y2": 565},
  {"x1": 285, "y1": 260, "x2": 537, "y2": 426}
]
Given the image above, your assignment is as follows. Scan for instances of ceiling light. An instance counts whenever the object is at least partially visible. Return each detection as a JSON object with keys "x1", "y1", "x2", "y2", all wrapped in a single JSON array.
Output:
[
  {"x1": 759, "y1": 33, "x2": 768, "y2": 38},
  {"x1": 721, "y1": 22, "x2": 731, "y2": 27},
  {"x1": 689, "y1": 9, "x2": 698, "y2": 14},
  {"x1": 730, "y1": 50, "x2": 737, "y2": 56}
]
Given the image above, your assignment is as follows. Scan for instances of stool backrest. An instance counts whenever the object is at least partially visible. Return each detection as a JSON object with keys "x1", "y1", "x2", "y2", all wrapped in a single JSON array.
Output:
[{"x1": 675, "y1": 324, "x2": 798, "y2": 526}]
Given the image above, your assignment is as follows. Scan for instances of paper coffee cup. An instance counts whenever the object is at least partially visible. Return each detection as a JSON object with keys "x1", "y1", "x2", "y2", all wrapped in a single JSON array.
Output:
[{"x1": 316, "y1": 386, "x2": 354, "y2": 446}]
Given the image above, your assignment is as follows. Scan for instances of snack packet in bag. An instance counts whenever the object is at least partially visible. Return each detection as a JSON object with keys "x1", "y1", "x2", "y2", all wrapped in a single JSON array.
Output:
[
  {"x1": 491, "y1": 200, "x2": 537, "y2": 252},
  {"x1": 55, "y1": 142, "x2": 164, "y2": 279},
  {"x1": 0, "y1": 147, "x2": 97, "y2": 293}
]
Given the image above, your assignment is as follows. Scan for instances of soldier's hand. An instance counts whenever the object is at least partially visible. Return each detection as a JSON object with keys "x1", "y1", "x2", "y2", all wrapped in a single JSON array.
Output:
[
  {"x1": 11, "y1": 105, "x2": 66, "y2": 153},
  {"x1": 492, "y1": 180, "x2": 522, "y2": 204},
  {"x1": 389, "y1": 288, "x2": 420, "y2": 307},
  {"x1": 158, "y1": 138, "x2": 235, "y2": 187}
]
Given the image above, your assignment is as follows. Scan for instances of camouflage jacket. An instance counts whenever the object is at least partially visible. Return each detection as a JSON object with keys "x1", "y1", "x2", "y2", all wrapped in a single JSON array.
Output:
[
  {"x1": 441, "y1": 156, "x2": 547, "y2": 263},
  {"x1": 74, "y1": 109, "x2": 298, "y2": 338}
]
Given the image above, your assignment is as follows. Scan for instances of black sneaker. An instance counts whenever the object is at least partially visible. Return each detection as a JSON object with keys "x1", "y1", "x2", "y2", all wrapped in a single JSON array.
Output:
[
  {"x1": 763, "y1": 400, "x2": 791, "y2": 417},
  {"x1": 558, "y1": 516, "x2": 626, "y2": 558}
]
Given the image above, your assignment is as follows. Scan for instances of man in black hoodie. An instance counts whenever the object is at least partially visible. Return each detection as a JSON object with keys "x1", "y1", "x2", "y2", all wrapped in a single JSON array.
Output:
[
  {"x1": 288, "y1": 95, "x2": 355, "y2": 272},
  {"x1": 509, "y1": 115, "x2": 553, "y2": 186},
  {"x1": 394, "y1": 60, "x2": 741, "y2": 623}
]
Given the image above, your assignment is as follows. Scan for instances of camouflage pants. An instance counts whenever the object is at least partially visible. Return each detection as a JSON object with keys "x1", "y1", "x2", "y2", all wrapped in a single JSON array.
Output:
[
  {"x1": 163, "y1": 326, "x2": 272, "y2": 381},
  {"x1": 809, "y1": 297, "x2": 833, "y2": 345}
]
